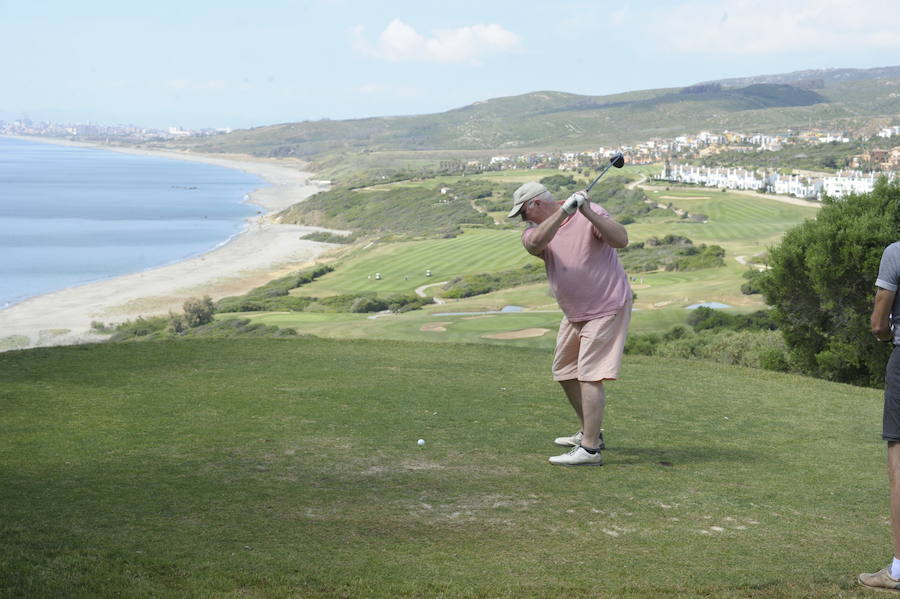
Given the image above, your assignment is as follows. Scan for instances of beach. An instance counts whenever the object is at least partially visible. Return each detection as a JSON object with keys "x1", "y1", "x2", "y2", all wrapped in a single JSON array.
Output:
[{"x1": 0, "y1": 138, "x2": 339, "y2": 351}]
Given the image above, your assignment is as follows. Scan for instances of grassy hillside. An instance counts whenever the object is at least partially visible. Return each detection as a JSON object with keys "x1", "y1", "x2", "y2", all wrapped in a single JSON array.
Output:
[
  {"x1": 0, "y1": 337, "x2": 888, "y2": 598},
  {"x1": 167, "y1": 76, "x2": 900, "y2": 158}
]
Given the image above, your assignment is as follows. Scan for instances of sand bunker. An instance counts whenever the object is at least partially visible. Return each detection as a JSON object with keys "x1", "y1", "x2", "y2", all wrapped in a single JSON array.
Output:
[
  {"x1": 420, "y1": 322, "x2": 451, "y2": 332},
  {"x1": 482, "y1": 328, "x2": 549, "y2": 340}
]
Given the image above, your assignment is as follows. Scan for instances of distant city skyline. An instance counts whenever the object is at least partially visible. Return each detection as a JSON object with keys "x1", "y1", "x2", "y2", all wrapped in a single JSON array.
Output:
[{"x1": 2, "y1": 0, "x2": 899, "y2": 130}]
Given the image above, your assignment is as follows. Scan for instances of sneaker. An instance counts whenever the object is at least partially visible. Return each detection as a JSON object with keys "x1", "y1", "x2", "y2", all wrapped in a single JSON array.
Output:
[
  {"x1": 859, "y1": 567, "x2": 900, "y2": 592},
  {"x1": 554, "y1": 430, "x2": 605, "y2": 450},
  {"x1": 549, "y1": 445, "x2": 603, "y2": 466}
]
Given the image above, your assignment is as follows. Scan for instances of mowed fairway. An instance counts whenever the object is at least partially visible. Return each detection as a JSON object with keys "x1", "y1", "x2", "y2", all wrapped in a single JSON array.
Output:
[
  {"x1": 297, "y1": 228, "x2": 541, "y2": 297},
  {"x1": 0, "y1": 338, "x2": 888, "y2": 598},
  {"x1": 633, "y1": 186, "x2": 819, "y2": 257}
]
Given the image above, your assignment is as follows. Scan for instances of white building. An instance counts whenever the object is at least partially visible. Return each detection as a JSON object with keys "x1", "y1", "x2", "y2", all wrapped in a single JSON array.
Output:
[
  {"x1": 822, "y1": 171, "x2": 880, "y2": 198},
  {"x1": 770, "y1": 174, "x2": 821, "y2": 198}
]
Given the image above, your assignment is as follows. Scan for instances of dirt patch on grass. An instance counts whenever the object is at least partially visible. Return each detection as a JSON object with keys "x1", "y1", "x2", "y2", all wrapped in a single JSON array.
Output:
[
  {"x1": 659, "y1": 195, "x2": 711, "y2": 200},
  {"x1": 482, "y1": 328, "x2": 549, "y2": 340},
  {"x1": 420, "y1": 322, "x2": 451, "y2": 332}
]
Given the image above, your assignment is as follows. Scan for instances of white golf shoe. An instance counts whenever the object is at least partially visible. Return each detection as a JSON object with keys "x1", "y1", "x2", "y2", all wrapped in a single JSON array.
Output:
[
  {"x1": 554, "y1": 430, "x2": 605, "y2": 450},
  {"x1": 548, "y1": 445, "x2": 603, "y2": 466}
]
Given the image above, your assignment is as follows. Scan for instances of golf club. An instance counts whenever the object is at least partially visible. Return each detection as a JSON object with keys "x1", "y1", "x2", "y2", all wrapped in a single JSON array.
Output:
[{"x1": 585, "y1": 152, "x2": 625, "y2": 193}]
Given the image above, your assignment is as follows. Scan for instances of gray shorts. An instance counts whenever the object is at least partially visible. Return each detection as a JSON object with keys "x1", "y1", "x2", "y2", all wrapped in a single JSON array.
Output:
[{"x1": 882, "y1": 347, "x2": 900, "y2": 442}]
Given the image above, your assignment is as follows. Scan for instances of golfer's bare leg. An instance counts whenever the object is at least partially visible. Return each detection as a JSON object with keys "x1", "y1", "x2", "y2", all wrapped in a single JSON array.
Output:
[
  {"x1": 889, "y1": 442, "x2": 900, "y2": 558},
  {"x1": 559, "y1": 379, "x2": 583, "y2": 426},
  {"x1": 579, "y1": 381, "x2": 605, "y2": 449}
]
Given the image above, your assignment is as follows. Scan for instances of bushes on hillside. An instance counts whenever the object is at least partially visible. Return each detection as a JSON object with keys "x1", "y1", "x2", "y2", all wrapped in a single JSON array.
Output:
[
  {"x1": 300, "y1": 231, "x2": 358, "y2": 244},
  {"x1": 216, "y1": 265, "x2": 334, "y2": 313},
  {"x1": 618, "y1": 235, "x2": 725, "y2": 273},
  {"x1": 277, "y1": 186, "x2": 492, "y2": 238},
  {"x1": 442, "y1": 263, "x2": 546, "y2": 299},
  {"x1": 308, "y1": 292, "x2": 432, "y2": 313},
  {"x1": 760, "y1": 177, "x2": 899, "y2": 386},
  {"x1": 626, "y1": 308, "x2": 787, "y2": 371},
  {"x1": 741, "y1": 269, "x2": 766, "y2": 295}
]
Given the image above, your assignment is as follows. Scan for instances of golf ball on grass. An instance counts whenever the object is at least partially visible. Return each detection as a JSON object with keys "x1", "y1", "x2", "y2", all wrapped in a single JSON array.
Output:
[{"x1": 417, "y1": 439, "x2": 426, "y2": 447}]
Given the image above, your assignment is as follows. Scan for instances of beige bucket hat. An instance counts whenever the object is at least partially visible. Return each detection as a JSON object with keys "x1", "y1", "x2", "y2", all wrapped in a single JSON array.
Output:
[{"x1": 507, "y1": 182, "x2": 548, "y2": 218}]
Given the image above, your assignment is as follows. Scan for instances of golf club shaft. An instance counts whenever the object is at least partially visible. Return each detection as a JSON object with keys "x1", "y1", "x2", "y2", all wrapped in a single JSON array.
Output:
[{"x1": 585, "y1": 162, "x2": 615, "y2": 193}]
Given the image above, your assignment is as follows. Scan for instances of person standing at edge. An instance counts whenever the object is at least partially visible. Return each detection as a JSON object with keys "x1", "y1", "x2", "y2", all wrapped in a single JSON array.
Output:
[
  {"x1": 508, "y1": 182, "x2": 632, "y2": 466},
  {"x1": 860, "y1": 241, "x2": 900, "y2": 592}
]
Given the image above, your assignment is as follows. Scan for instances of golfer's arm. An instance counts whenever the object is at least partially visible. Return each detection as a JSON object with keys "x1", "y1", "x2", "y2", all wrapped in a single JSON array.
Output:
[
  {"x1": 523, "y1": 209, "x2": 569, "y2": 256},
  {"x1": 581, "y1": 206, "x2": 628, "y2": 249},
  {"x1": 872, "y1": 288, "x2": 896, "y2": 341}
]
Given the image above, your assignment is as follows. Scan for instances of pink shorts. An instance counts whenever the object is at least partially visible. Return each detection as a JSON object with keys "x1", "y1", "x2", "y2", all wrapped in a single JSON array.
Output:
[{"x1": 552, "y1": 300, "x2": 632, "y2": 382}]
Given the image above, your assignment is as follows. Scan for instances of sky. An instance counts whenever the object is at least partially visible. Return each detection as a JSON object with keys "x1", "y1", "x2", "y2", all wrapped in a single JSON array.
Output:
[{"x1": 2, "y1": 0, "x2": 899, "y2": 130}]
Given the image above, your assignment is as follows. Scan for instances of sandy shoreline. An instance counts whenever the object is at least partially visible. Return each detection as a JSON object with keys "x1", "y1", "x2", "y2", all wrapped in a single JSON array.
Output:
[{"x1": 0, "y1": 136, "x2": 340, "y2": 351}]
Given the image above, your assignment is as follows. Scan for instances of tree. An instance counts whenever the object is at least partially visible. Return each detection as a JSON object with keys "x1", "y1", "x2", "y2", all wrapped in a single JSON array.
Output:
[{"x1": 760, "y1": 177, "x2": 900, "y2": 386}]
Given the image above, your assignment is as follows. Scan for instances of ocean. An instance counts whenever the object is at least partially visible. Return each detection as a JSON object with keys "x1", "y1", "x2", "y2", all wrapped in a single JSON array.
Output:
[{"x1": 0, "y1": 137, "x2": 263, "y2": 308}]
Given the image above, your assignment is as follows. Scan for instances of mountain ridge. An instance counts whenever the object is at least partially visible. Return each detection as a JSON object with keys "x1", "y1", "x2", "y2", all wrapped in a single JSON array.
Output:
[{"x1": 171, "y1": 66, "x2": 900, "y2": 158}]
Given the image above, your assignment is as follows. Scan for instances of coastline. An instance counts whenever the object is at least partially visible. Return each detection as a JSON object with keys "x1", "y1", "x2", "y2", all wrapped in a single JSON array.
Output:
[{"x1": 0, "y1": 136, "x2": 340, "y2": 351}]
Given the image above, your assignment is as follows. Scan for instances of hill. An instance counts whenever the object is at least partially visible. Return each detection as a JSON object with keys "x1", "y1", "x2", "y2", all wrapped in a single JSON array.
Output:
[
  {"x1": 168, "y1": 66, "x2": 900, "y2": 158},
  {"x1": 699, "y1": 64, "x2": 900, "y2": 88},
  {"x1": 0, "y1": 337, "x2": 887, "y2": 597}
]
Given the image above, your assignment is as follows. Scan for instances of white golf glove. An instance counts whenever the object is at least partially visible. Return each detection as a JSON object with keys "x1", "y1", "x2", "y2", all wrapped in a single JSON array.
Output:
[{"x1": 562, "y1": 192, "x2": 588, "y2": 214}]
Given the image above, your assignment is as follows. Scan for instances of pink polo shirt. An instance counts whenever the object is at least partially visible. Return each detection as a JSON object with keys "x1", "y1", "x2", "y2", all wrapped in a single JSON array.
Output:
[{"x1": 522, "y1": 204, "x2": 631, "y2": 323}]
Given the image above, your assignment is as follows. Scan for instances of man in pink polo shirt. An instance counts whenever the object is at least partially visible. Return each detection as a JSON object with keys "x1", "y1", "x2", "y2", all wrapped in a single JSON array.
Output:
[{"x1": 509, "y1": 181, "x2": 632, "y2": 466}]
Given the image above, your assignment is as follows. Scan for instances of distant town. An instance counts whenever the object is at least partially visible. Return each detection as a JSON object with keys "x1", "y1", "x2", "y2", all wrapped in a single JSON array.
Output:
[
  {"x1": 4, "y1": 117, "x2": 899, "y2": 201},
  {"x1": 0, "y1": 118, "x2": 229, "y2": 141},
  {"x1": 482, "y1": 125, "x2": 900, "y2": 200}
]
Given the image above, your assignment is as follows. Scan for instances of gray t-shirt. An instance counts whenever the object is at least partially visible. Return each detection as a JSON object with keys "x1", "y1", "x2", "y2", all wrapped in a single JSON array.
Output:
[{"x1": 876, "y1": 241, "x2": 900, "y2": 344}]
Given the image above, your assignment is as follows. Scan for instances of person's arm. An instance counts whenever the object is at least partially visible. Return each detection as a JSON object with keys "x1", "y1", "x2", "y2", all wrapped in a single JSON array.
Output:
[
  {"x1": 523, "y1": 208, "x2": 570, "y2": 256},
  {"x1": 577, "y1": 193, "x2": 628, "y2": 249},
  {"x1": 872, "y1": 288, "x2": 896, "y2": 342}
]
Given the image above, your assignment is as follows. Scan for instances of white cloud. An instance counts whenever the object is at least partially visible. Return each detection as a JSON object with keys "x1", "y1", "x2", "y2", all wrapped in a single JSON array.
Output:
[
  {"x1": 352, "y1": 19, "x2": 521, "y2": 64},
  {"x1": 651, "y1": 0, "x2": 900, "y2": 55}
]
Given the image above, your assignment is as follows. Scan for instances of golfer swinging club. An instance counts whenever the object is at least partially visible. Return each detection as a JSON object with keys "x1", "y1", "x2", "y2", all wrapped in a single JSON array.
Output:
[{"x1": 509, "y1": 180, "x2": 631, "y2": 466}]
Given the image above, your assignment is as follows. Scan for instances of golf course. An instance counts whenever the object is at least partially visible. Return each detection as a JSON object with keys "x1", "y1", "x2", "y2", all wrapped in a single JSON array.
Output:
[
  {"x1": 223, "y1": 175, "x2": 819, "y2": 348},
  {"x1": 4, "y1": 171, "x2": 891, "y2": 597},
  {"x1": 0, "y1": 336, "x2": 888, "y2": 597}
]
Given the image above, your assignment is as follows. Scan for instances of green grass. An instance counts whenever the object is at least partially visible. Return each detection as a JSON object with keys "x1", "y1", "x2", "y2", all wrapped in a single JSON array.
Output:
[
  {"x1": 0, "y1": 337, "x2": 889, "y2": 598},
  {"x1": 633, "y1": 187, "x2": 819, "y2": 256},
  {"x1": 298, "y1": 228, "x2": 542, "y2": 297}
]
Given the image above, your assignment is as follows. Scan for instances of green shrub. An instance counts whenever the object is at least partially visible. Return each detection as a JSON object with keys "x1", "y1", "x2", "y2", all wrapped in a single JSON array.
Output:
[
  {"x1": 442, "y1": 263, "x2": 545, "y2": 299},
  {"x1": 110, "y1": 316, "x2": 168, "y2": 339},
  {"x1": 741, "y1": 269, "x2": 766, "y2": 295},
  {"x1": 216, "y1": 265, "x2": 333, "y2": 313},
  {"x1": 350, "y1": 296, "x2": 389, "y2": 313},
  {"x1": 183, "y1": 296, "x2": 215, "y2": 327},
  {"x1": 761, "y1": 177, "x2": 899, "y2": 386},
  {"x1": 167, "y1": 311, "x2": 187, "y2": 334},
  {"x1": 619, "y1": 236, "x2": 724, "y2": 273},
  {"x1": 300, "y1": 231, "x2": 357, "y2": 244}
]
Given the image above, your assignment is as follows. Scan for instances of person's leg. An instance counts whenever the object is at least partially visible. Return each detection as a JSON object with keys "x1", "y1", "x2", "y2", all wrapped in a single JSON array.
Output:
[
  {"x1": 861, "y1": 349, "x2": 900, "y2": 589},
  {"x1": 886, "y1": 349, "x2": 900, "y2": 567},
  {"x1": 890, "y1": 442, "x2": 900, "y2": 562},
  {"x1": 553, "y1": 318, "x2": 582, "y2": 437},
  {"x1": 579, "y1": 381, "x2": 605, "y2": 450},
  {"x1": 559, "y1": 379, "x2": 583, "y2": 426}
]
